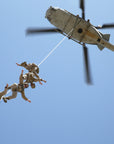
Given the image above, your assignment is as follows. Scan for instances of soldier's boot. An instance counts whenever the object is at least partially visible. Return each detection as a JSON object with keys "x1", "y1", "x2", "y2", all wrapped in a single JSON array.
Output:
[{"x1": 2, "y1": 97, "x2": 7, "y2": 103}]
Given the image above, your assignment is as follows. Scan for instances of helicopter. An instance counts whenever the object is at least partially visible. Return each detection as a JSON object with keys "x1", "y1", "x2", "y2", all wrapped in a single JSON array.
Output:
[{"x1": 26, "y1": 0, "x2": 114, "y2": 84}]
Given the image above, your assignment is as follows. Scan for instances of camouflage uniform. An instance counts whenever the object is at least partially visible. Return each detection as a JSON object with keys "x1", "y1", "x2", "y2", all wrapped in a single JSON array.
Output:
[
  {"x1": 17, "y1": 62, "x2": 39, "y2": 78},
  {"x1": 0, "y1": 84, "x2": 8, "y2": 100},
  {"x1": 4, "y1": 71, "x2": 30, "y2": 103},
  {"x1": 23, "y1": 72, "x2": 46, "y2": 87}
]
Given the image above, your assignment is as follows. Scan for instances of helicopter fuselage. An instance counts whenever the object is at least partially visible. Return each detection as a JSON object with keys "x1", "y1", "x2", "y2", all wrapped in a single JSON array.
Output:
[{"x1": 45, "y1": 6, "x2": 114, "y2": 51}]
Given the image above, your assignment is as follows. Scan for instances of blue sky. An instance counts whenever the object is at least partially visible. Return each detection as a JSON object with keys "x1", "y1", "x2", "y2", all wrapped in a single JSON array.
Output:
[{"x1": 0, "y1": 0, "x2": 114, "y2": 144}]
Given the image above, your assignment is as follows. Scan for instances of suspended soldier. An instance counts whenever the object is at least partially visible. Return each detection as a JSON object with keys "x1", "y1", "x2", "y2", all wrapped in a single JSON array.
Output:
[
  {"x1": 3, "y1": 70, "x2": 31, "y2": 103},
  {"x1": 16, "y1": 62, "x2": 39, "y2": 78},
  {"x1": 23, "y1": 72, "x2": 46, "y2": 88}
]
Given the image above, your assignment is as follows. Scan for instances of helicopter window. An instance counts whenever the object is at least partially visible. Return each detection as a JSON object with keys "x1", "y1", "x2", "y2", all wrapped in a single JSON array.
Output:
[
  {"x1": 78, "y1": 28, "x2": 83, "y2": 33},
  {"x1": 97, "y1": 38, "x2": 101, "y2": 42}
]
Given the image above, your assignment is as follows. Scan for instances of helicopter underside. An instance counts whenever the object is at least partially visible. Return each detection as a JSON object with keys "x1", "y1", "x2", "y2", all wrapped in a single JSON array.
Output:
[
  {"x1": 46, "y1": 7, "x2": 114, "y2": 51},
  {"x1": 46, "y1": 7, "x2": 102, "y2": 44}
]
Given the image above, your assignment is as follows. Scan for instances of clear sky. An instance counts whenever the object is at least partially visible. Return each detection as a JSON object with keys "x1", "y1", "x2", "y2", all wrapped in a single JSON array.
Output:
[{"x1": 0, "y1": 0, "x2": 114, "y2": 144}]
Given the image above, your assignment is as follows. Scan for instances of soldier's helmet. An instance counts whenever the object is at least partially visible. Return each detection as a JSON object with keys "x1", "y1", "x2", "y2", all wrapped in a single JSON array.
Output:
[
  {"x1": 36, "y1": 67, "x2": 39, "y2": 74},
  {"x1": 24, "y1": 83, "x2": 29, "y2": 88},
  {"x1": 21, "y1": 62, "x2": 27, "y2": 67}
]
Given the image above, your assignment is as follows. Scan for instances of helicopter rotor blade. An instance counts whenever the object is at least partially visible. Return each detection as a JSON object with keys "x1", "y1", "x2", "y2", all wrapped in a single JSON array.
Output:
[
  {"x1": 26, "y1": 28, "x2": 62, "y2": 35},
  {"x1": 80, "y1": 0, "x2": 85, "y2": 19},
  {"x1": 83, "y1": 44, "x2": 92, "y2": 84},
  {"x1": 95, "y1": 24, "x2": 114, "y2": 29}
]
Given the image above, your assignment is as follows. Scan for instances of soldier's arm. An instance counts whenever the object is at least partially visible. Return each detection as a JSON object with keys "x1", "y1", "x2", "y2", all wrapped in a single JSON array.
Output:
[
  {"x1": 16, "y1": 62, "x2": 27, "y2": 69},
  {"x1": 21, "y1": 91, "x2": 31, "y2": 103},
  {"x1": 16, "y1": 63, "x2": 20, "y2": 66},
  {"x1": 34, "y1": 77, "x2": 46, "y2": 85},
  {"x1": 38, "y1": 78, "x2": 47, "y2": 85},
  {"x1": 40, "y1": 78, "x2": 47, "y2": 83}
]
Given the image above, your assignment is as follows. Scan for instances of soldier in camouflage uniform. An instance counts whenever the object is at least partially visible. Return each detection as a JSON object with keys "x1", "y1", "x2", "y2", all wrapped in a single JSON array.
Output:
[
  {"x1": 0, "y1": 84, "x2": 8, "y2": 101},
  {"x1": 3, "y1": 70, "x2": 31, "y2": 103},
  {"x1": 23, "y1": 72, "x2": 46, "y2": 88},
  {"x1": 16, "y1": 62, "x2": 39, "y2": 78}
]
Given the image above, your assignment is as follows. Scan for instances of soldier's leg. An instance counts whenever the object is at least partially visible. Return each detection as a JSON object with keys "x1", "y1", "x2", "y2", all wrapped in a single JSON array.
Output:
[
  {"x1": 0, "y1": 93, "x2": 3, "y2": 100},
  {"x1": 5, "y1": 91, "x2": 17, "y2": 100},
  {"x1": 0, "y1": 95, "x2": 2, "y2": 100},
  {"x1": 0, "y1": 84, "x2": 8, "y2": 100},
  {"x1": 0, "y1": 91, "x2": 5, "y2": 100},
  {"x1": 0, "y1": 90, "x2": 7, "y2": 100}
]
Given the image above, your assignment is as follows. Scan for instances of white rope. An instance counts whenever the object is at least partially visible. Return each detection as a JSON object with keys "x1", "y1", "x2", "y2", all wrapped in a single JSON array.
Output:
[{"x1": 38, "y1": 29, "x2": 73, "y2": 67}]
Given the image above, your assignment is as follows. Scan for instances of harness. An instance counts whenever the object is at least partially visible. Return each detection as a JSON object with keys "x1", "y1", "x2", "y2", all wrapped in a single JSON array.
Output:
[
  {"x1": 18, "y1": 84, "x2": 24, "y2": 92},
  {"x1": 26, "y1": 73, "x2": 34, "y2": 83}
]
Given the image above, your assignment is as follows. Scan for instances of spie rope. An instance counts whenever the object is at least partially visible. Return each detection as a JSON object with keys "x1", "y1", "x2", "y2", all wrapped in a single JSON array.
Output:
[{"x1": 38, "y1": 29, "x2": 73, "y2": 67}]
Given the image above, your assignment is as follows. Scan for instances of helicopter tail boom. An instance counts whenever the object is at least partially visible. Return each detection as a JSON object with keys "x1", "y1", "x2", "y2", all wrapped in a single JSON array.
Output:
[
  {"x1": 97, "y1": 34, "x2": 110, "y2": 50},
  {"x1": 97, "y1": 34, "x2": 114, "y2": 51}
]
